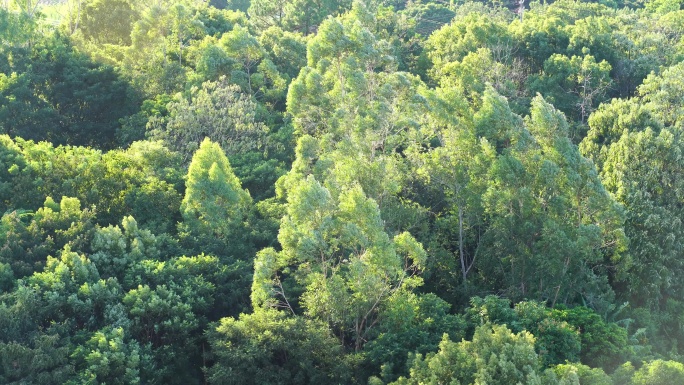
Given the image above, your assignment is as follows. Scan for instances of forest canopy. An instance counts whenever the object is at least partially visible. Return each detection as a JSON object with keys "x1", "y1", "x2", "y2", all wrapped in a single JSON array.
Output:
[{"x1": 2, "y1": 0, "x2": 684, "y2": 383}]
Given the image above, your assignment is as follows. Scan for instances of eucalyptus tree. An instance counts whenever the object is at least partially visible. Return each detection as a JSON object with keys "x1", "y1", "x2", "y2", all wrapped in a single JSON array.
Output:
[
  {"x1": 581, "y1": 62, "x2": 684, "y2": 317},
  {"x1": 477, "y1": 96, "x2": 626, "y2": 306},
  {"x1": 250, "y1": 2, "x2": 433, "y2": 354}
]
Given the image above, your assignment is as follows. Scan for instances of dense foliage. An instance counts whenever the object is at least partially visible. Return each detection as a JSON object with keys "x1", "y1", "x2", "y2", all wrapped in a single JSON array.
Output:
[{"x1": 2, "y1": 0, "x2": 684, "y2": 383}]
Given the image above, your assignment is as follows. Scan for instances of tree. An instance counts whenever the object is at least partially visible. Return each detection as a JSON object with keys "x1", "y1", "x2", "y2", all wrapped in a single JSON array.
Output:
[
  {"x1": 7, "y1": 138, "x2": 183, "y2": 229},
  {"x1": 122, "y1": 283, "x2": 201, "y2": 384},
  {"x1": 364, "y1": 293, "x2": 467, "y2": 382},
  {"x1": 392, "y1": 324, "x2": 551, "y2": 385},
  {"x1": 0, "y1": 135, "x2": 32, "y2": 213},
  {"x1": 426, "y1": 12, "x2": 511, "y2": 79},
  {"x1": 410, "y1": 86, "x2": 506, "y2": 292},
  {"x1": 107, "y1": 141, "x2": 184, "y2": 234},
  {"x1": 578, "y1": 58, "x2": 684, "y2": 318},
  {"x1": 509, "y1": 8, "x2": 569, "y2": 74},
  {"x1": 639, "y1": 62, "x2": 684, "y2": 127},
  {"x1": 529, "y1": 53, "x2": 612, "y2": 129},
  {"x1": 79, "y1": 0, "x2": 139, "y2": 45},
  {"x1": 258, "y1": 26, "x2": 307, "y2": 81},
  {"x1": 0, "y1": 328, "x2": 75, "y2": 384},
  {"x1": 70, "y1": 327, "x2": 148, "y2": 385},
  {"x1": 598, "y1": 127, "x2": 684, "y2": 306},
  {"x1": 477, "y1": 96, "x2": 626, "y2": 306},
  {"x1": 553, "y1": 363, "x2": 611, "y2": 385},
  {"x1": 0, "y1": 196, "x2": 95, "y2": 279},
  {"x1": 124, "y1": 253, "x2": 251, "y2": 319},
  {"x1": 247, "y1": 0, "x2": 351, "y2": 34},
  {"x1": 0, "y1": 33, "x2": 138, "y2": 149},
  {"x1": 253, "y1": 176, "x2": 426, "y2": 351},
  {"x1": 127, "y1": 3, "x2": 188, "y2": 96},
  {"x1": 89, "y1": 216, "x2": 159, "y2": 282},
  {"x1": 207, "y1": 309, "x2": 352, "y2": 385},
  {"x1": 179, "y1": 138, "x2": 252, "y2": 258},
  {"x1": 580, "y1": 98, "x2": 660, "y2": 171},
  {"x1": 551, "y1": 306, "x2": 630, "y2": 371},
  {"x1": 149, "y1": 77, "x2": 267, "y2": 163},
  {"x1": 426, "y1": 14, "x2": 524, "y2": 107},
  {"x1": 11, "y1": 0, "x2": 44, "y2": 19},
  {"x1": 0, "y1": 73, "x2": 62, "y2": 143},
  {"x1": 465, "y1": 297, "x2": 582, "y2": 367},
  {"x1": 631, "y1": 360, "x2": 684, "y2": 385},
  {"x1": 0, "y1": 8, "x2": 36, "y2": 49}
]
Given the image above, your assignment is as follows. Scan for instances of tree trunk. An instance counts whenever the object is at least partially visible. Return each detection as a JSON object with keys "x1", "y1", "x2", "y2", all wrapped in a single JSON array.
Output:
[{"x1": 459, "y1": 204, "x2": 467, "y2": 284}]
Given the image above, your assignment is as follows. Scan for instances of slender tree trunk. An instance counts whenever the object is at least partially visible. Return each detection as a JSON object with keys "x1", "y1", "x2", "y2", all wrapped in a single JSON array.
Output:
[{"x1": 459, "y1": 204, "x2": 467, "y2": 284}]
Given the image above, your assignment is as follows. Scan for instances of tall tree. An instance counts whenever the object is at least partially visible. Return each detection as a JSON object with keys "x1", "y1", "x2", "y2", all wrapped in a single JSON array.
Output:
[
  {"x1": 253, "y1": 176, "x2": 426, "y2": 351},
  {"x1": 149, "y1": 77, "x2": 267, "y2": 163},
  {"x1": 477, "y1": 96, "x2": 626, "y2": 306},
  {"x1": 179, "y1": 138, "x2": 252, "y2": 258}
]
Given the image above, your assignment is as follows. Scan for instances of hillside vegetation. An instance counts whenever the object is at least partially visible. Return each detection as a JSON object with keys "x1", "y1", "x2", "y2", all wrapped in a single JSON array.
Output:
[{"x1": 2, "y1": 0, "x2": 684, "y2": 383}]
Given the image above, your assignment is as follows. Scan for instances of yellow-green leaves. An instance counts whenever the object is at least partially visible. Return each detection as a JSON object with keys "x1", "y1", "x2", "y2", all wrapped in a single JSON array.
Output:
[
  {"x1": 394, "y1": 231, "x2": 427, "y2": 272},
  {"x1": 180, "y1": 138, "x2": 252, "y2": 257},
  {"x1": 393, "y1": 324, "x2": 546, "y2": 385},
  {"x1": 251, "y1": 247, "x2": 281, "y2": 309},
  {"x1": 255, "y1": 173, "x2": 426, "y2": 349},
  {"x1": 182, "y1": 138, "x2": 251, "y2": 222}
]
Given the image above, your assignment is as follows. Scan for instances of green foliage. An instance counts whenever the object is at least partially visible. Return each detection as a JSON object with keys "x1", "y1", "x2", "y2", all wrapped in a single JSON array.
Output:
[
  {"x1": 122, "y1": 283, "x2": 203, "y2": 384},
  {"x1": 259, "y1": 26, "x2": 307, "y2": 80},
  {"x1": 207, "y1": 309, "x2": 352, "y2": 385},
  {"x1": 425, "y1": 12, "x2": 524, "y2": 106},
  {"x1": 553, "y1": 363, "x2": 612, "y2": 385},
  {"x1": 552, "y1": 306, "x2": 630, "y2": 371},
  {"x1": 0, "y1": 33, "x2": 137, "y2": 149},
  {"x1": 3, "y1": 0, "x2": 684, "y2": 383},
  {"x1": 106, "y1": 141, "x2": 184, "y2": 232},
  {"x1": 9, "y1": 139, "x2": 183, "y2": 229},
  {"x1": 516, "y1": 301, "x2": 582, "y2": 367},
  {"x1": 632, "y1": 360, "x2": 684, "y2": 385},
  {"x1": 403, "y1": 3, "x2": 454, "y2": 38},
  {"x1": 0, "y1": 328, "x2": 75, "y2": 384},
  {"x1": 0, "y1": 9, "x2": 35, "y2": 49},
  {"x1": 466, "y1": 296, "x2": 582, "y2": 367},
  {"x1": 125, "y1": 253, "x2": 251, "y2": 319},
  {"x1": 365, "y1": 293, "x2": 467, "y2": 382},
  {"x1": 70, "y1": 327, "x2": 147, "y2": 385},
  {"x1": 180, "y1": 138, "x2": 253, "y2": 258},
  {"x1": 530, "y1": 53, "x2": 612, "y2": 127},
  {"x1": 79, "y1": 0, "x2": 139, "y2": 45},
  {"x1": 254, "y1": 175, "x2": 426, "y2": 350},
  {"x1": 149, "y1": 77, "x2": 268, "y2": 162},
  {"x1": 476, "y1": 96, "x2": 626, "y2": 306},
  {"x1": 611, "y1": 361, "x2": 636, "y2": 385},
  {"x1": 89, "y1": 216, "x2": 159, "y2": 282},
  {"x1": 392, "y1": 324, "x2": 549, "y2": 385},
  {"x1": 581, "y1": 62, "x2": 684, "y2": 356},
  {"x1": 248, "y1": 0, "x2": 351, "y2": 34},
  {"x1": 123, "y1": 284, "x2": 198, "y2": 348},
  {"x1": 426, "y1": 12, "x2": 510, "y2": 74},
  {"x1": 197, "y1": 7, "x2": 247, "y2": 36},
  {"x1": 0, "y1": 135, "x2": 30, "y2": 212},
  {"x1": 0, "y1": 197, "x2": 95, "y2": 279}
]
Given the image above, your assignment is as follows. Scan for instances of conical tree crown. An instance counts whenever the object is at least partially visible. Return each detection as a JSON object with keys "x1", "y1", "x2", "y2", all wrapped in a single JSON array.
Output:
[{"x1": 181, "y1": 138, "x2": 252, "y2": 256}]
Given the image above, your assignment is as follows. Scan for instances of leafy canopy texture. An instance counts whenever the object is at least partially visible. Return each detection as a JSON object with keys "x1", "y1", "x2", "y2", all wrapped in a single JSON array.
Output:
[
  {"x1": 391, "y1": 324, "x2": 551, "y2": 385},
  {"x1": 180, "y1": 138, "x2": 252, "y2": 257}
]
